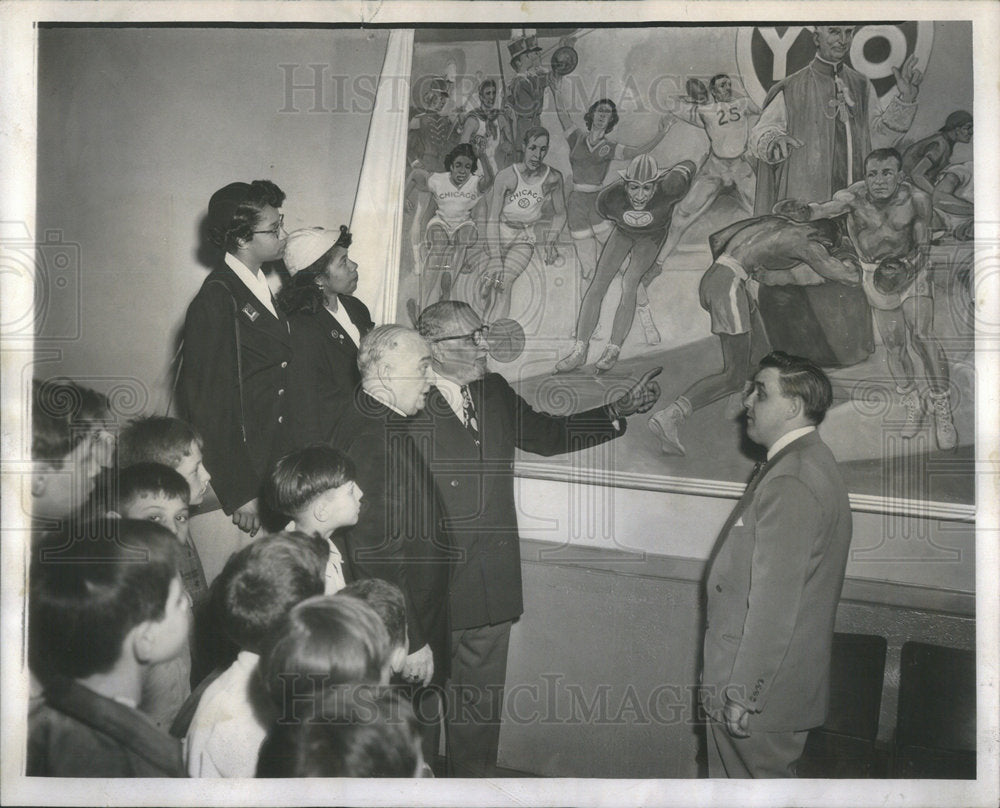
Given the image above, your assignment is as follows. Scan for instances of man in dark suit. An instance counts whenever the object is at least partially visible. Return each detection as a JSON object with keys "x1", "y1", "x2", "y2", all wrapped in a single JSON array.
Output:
[
  {"x1": 179, "y1": 180, "x2": 290, "y2": 537},
  {"x1": 415, "y1": 300, "x2": 662, "y2": 777},
  {"x1": 328, "y1": 324, "x2": 453, "y2": 763},
  {"x1": 702, "y1": 351, "x2": 852, "y2": 777}
]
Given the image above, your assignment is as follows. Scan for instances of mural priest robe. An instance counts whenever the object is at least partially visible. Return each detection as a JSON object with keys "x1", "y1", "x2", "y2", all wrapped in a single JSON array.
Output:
[{"x1": 751, "y1": 57, "x2": 917, "y2": 368}]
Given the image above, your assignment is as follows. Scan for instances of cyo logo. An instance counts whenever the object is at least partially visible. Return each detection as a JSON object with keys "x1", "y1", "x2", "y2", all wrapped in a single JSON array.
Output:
[{"x1": 735, "y1": 24, "x2": 934, "y2": 106}]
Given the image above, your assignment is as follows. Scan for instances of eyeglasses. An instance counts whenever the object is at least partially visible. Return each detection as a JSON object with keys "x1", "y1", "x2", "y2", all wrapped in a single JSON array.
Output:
[
  {"x1": 431, "y1": 325, "x2": 489, "y2": 346},
  {"x1": 253, "y1": 214, "x2": 285, "y2": 237}
]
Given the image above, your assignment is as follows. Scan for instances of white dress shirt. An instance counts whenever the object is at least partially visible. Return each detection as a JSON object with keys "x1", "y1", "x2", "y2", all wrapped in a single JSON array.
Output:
[
  {"x1": 224, "y1": 253, "x2": 277, "y2": 317},
  {"x1": 767, "y1": 426, "x2": 816, "y2": 461},
  {"x1": 326, "y1": 302, "x2": 361, "y2": 347}
]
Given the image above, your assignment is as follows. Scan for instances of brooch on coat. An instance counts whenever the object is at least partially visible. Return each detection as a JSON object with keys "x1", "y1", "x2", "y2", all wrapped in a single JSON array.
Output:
[{"x1": 331, "y1": 330, "x2": 344, "y2": 341}]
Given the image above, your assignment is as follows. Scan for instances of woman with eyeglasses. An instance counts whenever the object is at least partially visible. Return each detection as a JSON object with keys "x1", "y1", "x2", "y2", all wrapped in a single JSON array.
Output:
[
  {"x1": 278, "y1": 225, "x2": 375, "y2": 449},
  {"x1": 178, "y1": 180, "x2": 290, "y2": 537}
]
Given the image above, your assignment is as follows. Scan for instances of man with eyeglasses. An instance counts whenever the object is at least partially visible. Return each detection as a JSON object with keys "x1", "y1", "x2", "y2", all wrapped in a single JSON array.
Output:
[
  {"x1": 415, "y1": 300, "x2": 661, "y2": 777},
  {"x1": 178, "y1": 180, "x2": 290, "y2": 538}
]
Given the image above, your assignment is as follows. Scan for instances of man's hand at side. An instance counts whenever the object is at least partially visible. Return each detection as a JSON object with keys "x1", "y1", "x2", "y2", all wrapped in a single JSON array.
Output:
[
  {"x1": 723, "y1": 695, "x2": 752, "y2": 738},
  {"x1": 402, "y1": 643, "x2": 434, "y2": 687},
  {"x1": 232, "y1": 497, "x2": 260, "y2": 537}
]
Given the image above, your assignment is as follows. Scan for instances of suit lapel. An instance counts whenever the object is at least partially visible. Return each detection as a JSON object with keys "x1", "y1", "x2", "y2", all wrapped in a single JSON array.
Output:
[
  {"x1": 724, "y1": 432, "x2": 819, "y2": 532},
  {"x1": 426, "y1": 385, "x2": 479, "y2": 455}
]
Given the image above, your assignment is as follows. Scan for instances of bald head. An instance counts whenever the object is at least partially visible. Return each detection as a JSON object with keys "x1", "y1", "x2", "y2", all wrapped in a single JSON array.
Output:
[{"x1": 357, "y1": 325, "x2": 433, "y2": 415}]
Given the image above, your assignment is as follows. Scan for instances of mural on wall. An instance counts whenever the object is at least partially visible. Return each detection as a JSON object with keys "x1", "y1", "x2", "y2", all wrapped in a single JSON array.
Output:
[{"x1": 393, "y1": 23, "x2": 975, "y2": 518}]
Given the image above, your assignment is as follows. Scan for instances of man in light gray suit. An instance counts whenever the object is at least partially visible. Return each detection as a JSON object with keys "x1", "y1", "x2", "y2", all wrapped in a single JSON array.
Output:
[{"x1": 701, "y1": 351, "x2": 852, "y2": 777}]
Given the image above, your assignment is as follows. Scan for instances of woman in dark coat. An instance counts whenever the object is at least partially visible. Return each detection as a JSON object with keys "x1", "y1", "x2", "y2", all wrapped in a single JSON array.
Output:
[{"x1": 279, "y1": 226, "x2": 375, "y2": 448}]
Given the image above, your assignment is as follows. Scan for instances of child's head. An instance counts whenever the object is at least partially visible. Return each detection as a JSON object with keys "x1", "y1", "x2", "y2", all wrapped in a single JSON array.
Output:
[
  {"x1": 31, "y1": 378, "x2": 115, "y2": 518},
  {"x1": 218, "y1": 532, "x2": 326, "y2": 655},
  {"x1": 263, "y1": 595, "x2": 391, "y2": 722},
  {"x1": 339, "y1": 578, "x2": 408, "y2": 676},
  {"x1": 114, "y1": 462, "x2": 191, "y2": 545},
  {"x1": 256, "y1": 685, "x2": 424, "y2": 778},
  {"x1": 265, "y1": 445, "x2": 363, "y2": 537},
  {"x1": 117, "y1": 416, "x2": 211, "y2": 506},
  {"x1": 29, "y1": 517, "x2": 188, "y2": 683}
]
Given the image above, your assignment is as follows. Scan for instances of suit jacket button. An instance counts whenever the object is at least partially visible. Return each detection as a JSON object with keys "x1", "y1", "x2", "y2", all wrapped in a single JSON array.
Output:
[
  {"x1": 450, "y1": 479, "x2": 459, "y2": 487},
  {"x1": 278, "y1": 416, "x2": 284, "y2": 424},
  {"x1": 715, "y1": 584, "x2": 722, "y2": 592},
  {"x1": 281, "y1": 361, "x2": 288, "y2": 368},
  {"x1": 278, "y1": 388, "x2": 285, "y2": 396}
]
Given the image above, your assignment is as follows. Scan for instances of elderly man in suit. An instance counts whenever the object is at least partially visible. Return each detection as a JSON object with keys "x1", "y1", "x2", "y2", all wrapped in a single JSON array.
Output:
[
  {"x1": 179, "y1": 180, "x2": 290, "y2": 538},
  {"x1": 702, "y1": 351, "x2": 852, "y2": 778},
  {"x1": 328, "y1": 324, "x2": 453, "y2": 765},
  {"x1": 414, "y1": 300, "x2": 661, "y2": 777}
]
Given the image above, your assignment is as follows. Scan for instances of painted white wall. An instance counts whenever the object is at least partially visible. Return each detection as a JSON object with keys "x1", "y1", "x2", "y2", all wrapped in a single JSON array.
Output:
[
  {"x1": 36, "y1": 26, "x2": 388, "y2": 409},
  {"x1": 515, "y1": 478, "x2": 974, "y2": 593}
]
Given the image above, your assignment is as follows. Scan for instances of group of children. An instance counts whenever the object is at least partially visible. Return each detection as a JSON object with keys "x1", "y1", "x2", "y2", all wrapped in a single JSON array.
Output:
[{"x1": 27, "y1": 378, "x2": 427, "y2": 778}]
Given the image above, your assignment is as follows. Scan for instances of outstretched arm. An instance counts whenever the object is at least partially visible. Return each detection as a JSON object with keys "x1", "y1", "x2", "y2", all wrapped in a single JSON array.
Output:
[
  {"x1": 667, "y1": 98, "x2": 701, "y2": 128},
  {"x1": 869, "y1": 56, "x2": 920, "y2": 148},
  {"x1": 775, "y1": 188, "x2": 856, "y2": 222},
  {"x1": 750, "y1": 91, "x2": 803, "y2": 164},
  {"x1": 621, "y1": 115, "x2": 675, "y2": 159},
  {"x1": 548, "y1": 74, "x2": 574, "y2": 133}
]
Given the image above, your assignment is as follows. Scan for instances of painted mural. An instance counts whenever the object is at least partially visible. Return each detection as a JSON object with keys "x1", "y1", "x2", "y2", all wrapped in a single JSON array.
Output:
[{"x1": 394, "y1": 24, "x2": 974, "y2": 517}]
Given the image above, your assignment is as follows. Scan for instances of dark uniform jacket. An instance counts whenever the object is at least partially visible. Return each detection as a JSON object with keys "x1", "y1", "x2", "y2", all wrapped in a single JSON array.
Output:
[
  {"x1": 285, "y1": 295, "x2": 374, "y2": 448},
  {"x1": 416, "y1": 373, "x2": 623, "y2": 631},
  {"x1": 178, "y1": 263, "x2": 292, "y2": 513}
]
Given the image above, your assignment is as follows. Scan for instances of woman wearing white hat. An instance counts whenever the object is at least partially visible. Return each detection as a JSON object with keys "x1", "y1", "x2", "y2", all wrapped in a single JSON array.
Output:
[
  {"x1": 278, "y1": 226, "x2": 375, "y2": 447},
  {"x1": 555, "y1": 153, "x2": 696, "y2": 374}
]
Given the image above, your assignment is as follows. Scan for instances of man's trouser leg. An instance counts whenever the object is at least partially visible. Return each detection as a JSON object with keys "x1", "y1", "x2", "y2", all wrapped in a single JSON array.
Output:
[
  {"x1": 446, "y1": 621, "x2": 512, "y2": 777},
  {"x1": 707, "y1": 718, "x2": 808, "y2": 778}
]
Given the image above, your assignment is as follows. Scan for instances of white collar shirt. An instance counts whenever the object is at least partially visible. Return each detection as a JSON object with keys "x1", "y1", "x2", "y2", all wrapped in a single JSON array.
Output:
[
  {"x1": 767, "y1": 426, "x2": 816, "y2": 461},
  {"x1": 224, "y1": 252, "x2": 277, "y2": 317}
]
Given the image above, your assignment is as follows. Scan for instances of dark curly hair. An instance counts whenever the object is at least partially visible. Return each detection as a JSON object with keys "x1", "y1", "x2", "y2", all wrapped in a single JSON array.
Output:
[
  {"x1": 277, "y1": 225, "x2": 352, "y2": 315},
  {"x1": 444, "y1": 143, "x2": 479, "y2": 174},
  {"x1": 584, "y1": 99, "x2": 619, "y2": 135},
  {"x1": 208, "y1": 180, "x2": 286, "y2": 252}
]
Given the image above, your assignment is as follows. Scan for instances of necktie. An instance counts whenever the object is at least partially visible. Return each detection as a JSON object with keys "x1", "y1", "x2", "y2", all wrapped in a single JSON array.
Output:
[{"x1": 461, "y1": 386, "x2": 480, "y2": 443}]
